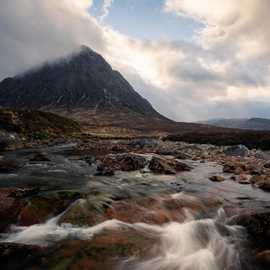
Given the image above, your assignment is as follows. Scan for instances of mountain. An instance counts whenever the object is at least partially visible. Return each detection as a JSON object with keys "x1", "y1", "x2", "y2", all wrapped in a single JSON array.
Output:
[
  {"x1": 201, "y1": 118, "x2": 270, "y2": 131},
  {"x1": 0, "y1": 45, "x2": 224, "y2": 136},
  {"x1": 0, "y1": 46, "x2": 160, "y2": 119}
]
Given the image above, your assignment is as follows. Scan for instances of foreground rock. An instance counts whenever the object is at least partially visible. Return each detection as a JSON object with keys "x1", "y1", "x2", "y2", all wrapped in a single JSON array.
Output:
[
  {"x1": 0, "y1": 160, "x2": 20, "y2": 173},
  {"x1": 231, "y1": 211, "x2": 270, "y2": 240},
  {"x1": 29, "y1": 152, "x2": 50, "y2": 162},
  {"x1": 250, "y1": 176, "x2": 270, "y2": 191},
  {"x1": 224, "y1": 145, "x2": 249, "y2": 157},
  {"x1": 0, "y1": 131, "x2": 21, "y2": 151},
  {"x1": 0, "y1": 189, "x2": 26, "y2": 232},
  {"x1": 209, "y1": 175, "x2": 225, "y2": 182},
  {"x1": 97, "y1": 153, "x2": 147, "y2": 174},
  {"x1": 149, "y1": 156, "x2": 192, "y2": 175}
]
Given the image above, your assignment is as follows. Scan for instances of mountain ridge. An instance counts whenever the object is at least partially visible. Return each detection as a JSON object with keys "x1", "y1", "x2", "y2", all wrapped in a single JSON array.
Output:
[{"x1": 0, "y1": 46, "x2": 163, "y2": 120}]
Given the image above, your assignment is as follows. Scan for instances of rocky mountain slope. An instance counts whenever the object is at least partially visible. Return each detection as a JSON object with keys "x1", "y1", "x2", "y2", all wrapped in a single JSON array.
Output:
[
  {"x1": 0, "y1": 46, "x2": 160, "y2": 118},
  {"x1": 201, "y1": 118, "x2": 270, "y2": 131}
]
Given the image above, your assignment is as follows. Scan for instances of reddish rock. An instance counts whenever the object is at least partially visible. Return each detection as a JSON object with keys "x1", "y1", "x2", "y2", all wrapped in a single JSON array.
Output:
[
  {"x1": 98, "y1": 153, "x2": 147, "y2": 173},
  {"x1": 0, "y1": 188, "x2": 26, "y2": 232},
  {"x1": 149, "y1": 156, "x2": 191, "y2": 175},
  {"x1": 0, "y1": 160, "x2": 20, "y2": 173},
  {"x1": 256, "y1": 250, "x2": 270, "y2": 266},
  {"x1": 209, "y1": 175, "x2": 225, "y2": 182}
]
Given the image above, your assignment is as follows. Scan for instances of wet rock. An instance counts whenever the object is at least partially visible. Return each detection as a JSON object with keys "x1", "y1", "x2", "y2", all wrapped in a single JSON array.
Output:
[
  {"x1": 19, "y1": 192, "x2": 80, "y2": 226},
  {"x1": 98, "y1": 153, "x2": 147, "y2": 172},
  {"x1": 223, "y1": 162, "x2": 247, "y2": 175},
  {"x1": 256, "y1": 250, "x2": 270, "y2": 266},
  {"x1": 237, "y1": 175, "x2": 251, "y2": 185},
  {"x1": 95, "y1": 167, "x2": 115, "y2": 176},
  {"x1": 128, "y1": 139, "x2": 157, "y2": 149},
  {"x1": 83, "y1": 156, "x2": 95, "y2": 166},
  {"x1": 0, "y1": 159, "x2": 20, "y2": 173},
  {"x1": 209, "y1": 176, "x2": 225, "y2": 182},
  {"x1": 264, "y1": 161, "x2": 270, "y2": 169},
  {"x1": 0, "y1": 188, "x2": 26, "y2": 232},
  {"x1": 9, "y1": 188, "x2": 40, "y2": 198},
  {"x1": 257, "y1": 180, "x2": 270, "y2": 191},
  {"x1": 29, "y1": 152, "x2": 50, "y2": 162},
  {"x1": 0, "y1": 243, "x2": 44, "y2": 270},
  {"x1": 224, "y1": 145, "x2": 249, "y2": 157},
  {"x1": 149, "y1": 156, "x2": 191, "y2": 175},
  {"x1": 231, "y1": 211, "x2": 270, "y2": 239},
  {"x1": 255, "y1": 151, "x2": 270, "y2": 161},
  {"x1": 0, "y1": 131, "x2": 21, "y2": 151},
  {"x1": 175, "y1": 152, "x2": 192, "y2": 160},
  {"x1": 250, "y1": 175, "x2": 270, "y2": 191},
  {"x1": 155, "y1": 148, "x2": 178, "y2": 156}
]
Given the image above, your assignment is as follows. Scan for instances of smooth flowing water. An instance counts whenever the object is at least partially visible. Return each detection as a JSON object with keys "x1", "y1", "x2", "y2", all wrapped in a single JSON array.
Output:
[{"x1": 0, "y1": 144, "x2": 268, "y2": 269}]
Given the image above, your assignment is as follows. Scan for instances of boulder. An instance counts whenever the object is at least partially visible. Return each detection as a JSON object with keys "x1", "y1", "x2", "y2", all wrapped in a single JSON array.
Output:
[
  {"x1": 149, "y1": 156, "x2": 191, "y2": 175},
  {"x1": 0, "y1": 188, "x2": 26, "y2": 232},
  {"x1": 264, "y1": 161, "x2": 270, "y2": 169},
  {"x1": 250, "y1": 175, "x2": 270, "y2": 191},
  {"x1": 98, "y1": 153, "x2": 147, "y2": 173},
  {"x1": 29, "y1": 152, "x2": 50, "y2": 162},
  {"x1": 0, "y1": 131, "x2": 20, "y2": 151},
  {"x1": 128, "y1": 139, "x2": 157, "y2": 149},
  {"x1": 0, "y1": 243, "x2": 43, "y2": 270},
  {"x1": 209, "y1": 175, "x2": 225, "y2": 182},
  {"x1": 223, "y1": 162, "x2": 247, "y2": 175},
  {"x1": 230, "y1": 211, "x2": 270, "y2": 239},
  {"x1": 224, "y1": 145, "x2": 249, "y2": 157},
  {"x1": 256, "y1": 250, "x2": 270, "y2": 266},
  {"x1": 175, "y1": 152, "x2": 192, "y2": 160},
  {"x1": 0, "y1": 159, "x2": 20, "y2": 173}
]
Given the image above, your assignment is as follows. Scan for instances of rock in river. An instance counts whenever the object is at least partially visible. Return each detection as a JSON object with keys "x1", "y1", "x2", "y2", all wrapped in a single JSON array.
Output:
[
  {"x1": 209, "y1": 175, "x2": 225, "y2": 182},
  {"x1": 98, "y1": 153, "x2": 147, "y2": 173},
  {"x1": 149, "y1": 156, "x2": 191, "y2": 175},
  {"x1": 224, "y1": 145, "x2": 249, "y2": 157}
]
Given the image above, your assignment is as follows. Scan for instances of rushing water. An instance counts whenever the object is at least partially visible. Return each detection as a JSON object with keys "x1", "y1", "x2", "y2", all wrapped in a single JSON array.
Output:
[
  {"x1": 0, "y1": 201, "x2": 246, "y2": 270},
  {"x1": 0, "y1": 144, "x2": 269, "y2": 269}
]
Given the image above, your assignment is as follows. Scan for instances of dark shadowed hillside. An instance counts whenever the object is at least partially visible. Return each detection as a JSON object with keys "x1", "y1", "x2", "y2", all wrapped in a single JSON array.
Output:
[{"x1": 0, "y1": 46, "x2": 161, "y2": 118}]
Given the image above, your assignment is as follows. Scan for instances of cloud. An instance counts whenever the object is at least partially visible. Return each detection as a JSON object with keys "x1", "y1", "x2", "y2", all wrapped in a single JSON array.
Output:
[
  {"x1": 0, "y1": 0, "x2": 103, "y2": 78},
  {"x1": 100, "y1": 0, "x2": 114, "y2": 22},
  {"x1": 1, "y1": 0, "x2": 270, "y2": 121}
]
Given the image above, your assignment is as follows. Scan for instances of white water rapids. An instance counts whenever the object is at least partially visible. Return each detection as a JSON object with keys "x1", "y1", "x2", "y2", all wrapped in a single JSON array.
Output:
[{"x1": 0, "y1": 194, "x2": 245, "y2": 270}]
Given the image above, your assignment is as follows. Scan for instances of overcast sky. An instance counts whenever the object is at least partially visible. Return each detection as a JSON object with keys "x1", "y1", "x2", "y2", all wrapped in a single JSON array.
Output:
[{"x1": 1, "y1": 0, "x2": 270, "y2": 121}]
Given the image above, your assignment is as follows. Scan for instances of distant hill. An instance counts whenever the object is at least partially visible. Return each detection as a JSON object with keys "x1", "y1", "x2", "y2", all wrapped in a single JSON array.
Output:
[{"x1": 200, "y1": 118, "x2": 270, "y2": 131}]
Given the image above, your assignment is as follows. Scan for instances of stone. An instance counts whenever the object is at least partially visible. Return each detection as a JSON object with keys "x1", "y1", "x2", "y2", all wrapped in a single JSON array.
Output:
[
  {"x1": 98, "y1": 153, "x2": 147, "y2": 172},
  {"x1": 264, "y1": 162, "x2": 270, "y2": 169},
  {"x1": 0, "y1": 188, "x2": 26, "y2": 232},
  {"x1": 250, "y1": 175, "x2": 270, "y2": 191},
  {"x1": 30, "y1": 152, "x2": 50, "y2": 162},
  {"x1": 224, "y1": 145, "x2": 249, "y2": 157},
  {"x1": 209, "y1": 176, "x2": 226, "y2": 182},
  {"x1": 230, "y1": 211, "x2": 270, "y2": 239},
  {"x1": 0, "y1": 159, "x2": 20, "y2": 173},
  {"x1": 175, "y1": 152, "x2": 192, "y2": 160},
  {"x1": 0, "y1": 131, "x2": 20, "y2": 151},
  {"x1": 149, "y1": 156, "x2": 191, "y2": 175},
  {"x1": 257, "y1": 180, "x2": 270, "y2": 191},
  {"x1": 256, "y1": 250, "x2": 270, "y2": 266}
]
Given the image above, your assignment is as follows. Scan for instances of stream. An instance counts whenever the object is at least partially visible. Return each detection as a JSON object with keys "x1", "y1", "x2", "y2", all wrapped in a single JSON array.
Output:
[{"x1": 0, "y1": 143, "x2": 269, "y2": 269}]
